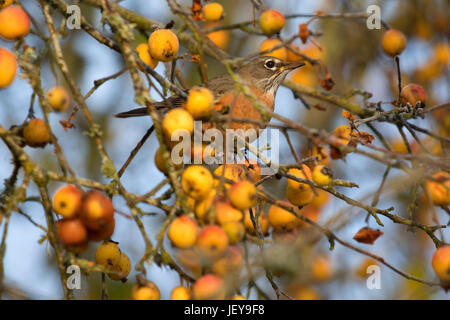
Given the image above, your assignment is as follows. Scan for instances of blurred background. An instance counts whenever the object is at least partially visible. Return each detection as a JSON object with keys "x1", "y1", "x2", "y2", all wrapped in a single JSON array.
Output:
[{"x1": 0, "y1": 0, "x2": 448, "y2": 299}]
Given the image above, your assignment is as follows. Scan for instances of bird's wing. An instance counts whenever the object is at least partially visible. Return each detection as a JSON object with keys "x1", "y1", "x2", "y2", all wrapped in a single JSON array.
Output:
[
  {"x1": 115, "y1": 74, "x2": 236, "y2": 118},
  {"x1": 114, "y1": 94, "x2": 187, "y2": 118}
]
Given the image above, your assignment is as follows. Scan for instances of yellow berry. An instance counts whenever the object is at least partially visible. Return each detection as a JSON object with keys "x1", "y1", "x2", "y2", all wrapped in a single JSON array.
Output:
[
  {"x1": 167, "y1": 215, "x2": 198, "y2": 249},
  {"x1": 181, "y1": 165, "x2": 213, "y2": 200},
  {"x1": 312, "y1": 165, "x2": 332, "y2": 186},
  {"x1": 171, "y1": 286, "x2": 191, "y2": 300},
  {"x1": 259, "y1": 9, "x2": 285, "y2": 36},
  {"x1": 148, "y1": 29, "x2": 179, "y2": 62},
  {"x1": 162, "y1": 108, "x2": 194, "y2": 142},
  {"x1": 108, "y1": 252, "x2": 131, "y2": 281},
  {"x1": 203, "y1": 3, "x2": 224, "y2": 22},
  {"x1": 47, "y1": 86, "x2": 71, "y2": 112},
  {"x1": 382, "y1": 29, "x2": 407, "y2": 57},
  {"x1": 136, "y1": 43, "x2": 158, "y2": 69},
  {"x1": 95, "y1": 241, "x2": 122, "y2": 267},
  {"x1": 267, "y1": 202, "x2": 297, "y2": 231},
  {"x1": 431, "y1": 245, "x2": 450, "y2": 283},
  {"x1": 222, "y1": 221, "x2": 245, "y2": 244},
  {"x1": 227, "y1": 180, "x2": 257, "y2": 210},
  {"x1": 184, "y1": 86, "x2": 214, "y2": 119},
  {"x1": 23, "y1": 118, "x2": 51, "y2": 148},
  {"x1": 132, "y1": 282, "x2": 160, "y2": 300}
]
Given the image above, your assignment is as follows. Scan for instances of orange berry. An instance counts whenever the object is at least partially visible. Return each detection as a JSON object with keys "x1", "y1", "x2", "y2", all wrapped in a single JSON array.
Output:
[
  {"x1": 400, "y1": 83, "x2": 427, "y2": 108},
  {"x1": 168, "y1": 215, "x2": 198, "y2": 249},
  {"x1": 381, "y1": 29, "x2": 407, "y2": 57},
  {"x1": 148, "y1": 29, "x2": 179, "y2": 62},
  {"x1": 259, "y1": 9, "x2": 285, "y2": 36},
  {"x1": 259, "y1": 39, "x2": 287, "y2": 60},
  {"x1": 0, "y1": 0, "x2": 13, "y2": 9},
  {"x1": 243, "y1": 210, "x2": 269, "y2": 236},
  {"x1": 0, "y1": 5, "x2": 30, "y2": 40},
  {"x1": 214, "y1": 201, "x2": 243, "y2": 225},
  {"x1": 227, "y1": 181, "x2": 257, "y2": 210},
  {"x1": 196, "y1": 225, "x2": 229, "y2": 259},
  {"x1": 0, "y1": 47, "x2": 17, "y2": 88},
  {"x1": 310, "y1": 189, "x2": 329, "y2": 209},
  {"x1": 286, "y1": 44, "x2": 303, "y2": 62},
  {"x1": 181, "y1": 165, "x2": 213, "y2": 200},
  {"x1": 171, "y1": 286, "x2": 191, "y2": 300},
  {"x1": 87, "y1": 218, "x2": 115, "y2": 242},
  {"x1": 52, "y1": 184, "x2": 84, "y2": 219},
  {"x1": 162, "y1": 107, "x2": 194, "y2": 142},
  {"x1": 206, "y1": 23, "x2": 230, "y2": 50},
  {"x1": 136, "y1": 43, "x2": 158, "y2": 69},
  {"x1": 311, "y1": 255, "x2": 333, "y2": 282},
  {"x1": 290, "y1": 68, "x2": 317, "y2": 88},
  {"x1": 203, "y1": 2, "x2": 224, "y2": 22},
  {"x1": 80, "y1": 190, "x2": 114, "y2": 231},
  {"x1": 184, "y1": 86, "x2": 214, "y2": 119},
  {"x1": 267, "y1": 202, "x2": 297, "y2": 231},
  {"x1": 132, "y1": 282, "x2": 160, "y2": 300},
  {"x1": 47, "y1": 86, "x2": 71, "y2": 112},
  {"x1": 22, "y1": 118, "x2": 51, "y2": 148},
  {"x1": 192, "y1": 274, "x2": 225, "y2": 300},
  {"x1": 431, "y1": 245, "x2": 450, "y2": 284},
  {"x1": 56, "y1": 218, "x2": 88, "y2": 245},
  {"x1": 424, "y1": 171, "x2": 450, "y2": 206}
]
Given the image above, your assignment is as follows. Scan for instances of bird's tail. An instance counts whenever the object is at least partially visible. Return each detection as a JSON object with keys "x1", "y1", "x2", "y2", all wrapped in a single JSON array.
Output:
[{"x1": 114, "y1": 107, "x2": 149, "y2": 118}]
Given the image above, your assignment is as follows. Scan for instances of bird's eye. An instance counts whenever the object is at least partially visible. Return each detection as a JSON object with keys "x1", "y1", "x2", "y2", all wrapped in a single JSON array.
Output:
[{"x1": 265, "y1": 59, "x2": 276, "y2": 69}]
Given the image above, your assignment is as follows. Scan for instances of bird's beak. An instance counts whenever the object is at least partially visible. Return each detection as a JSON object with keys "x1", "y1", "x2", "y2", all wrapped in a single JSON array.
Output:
[{"x1": 281, "y1": 61, "x2": 305, "y2": 70}]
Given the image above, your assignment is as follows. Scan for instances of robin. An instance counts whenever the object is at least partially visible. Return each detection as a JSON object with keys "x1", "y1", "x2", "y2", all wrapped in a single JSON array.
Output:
[{"x1": 115, "y1": 56, "x2": 304, "y2": 136}]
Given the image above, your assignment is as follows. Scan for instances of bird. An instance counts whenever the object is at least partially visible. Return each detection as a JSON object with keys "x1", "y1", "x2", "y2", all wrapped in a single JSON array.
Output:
[{"x1": 115, "y1": 56, "x2": 304, "y2": 135}]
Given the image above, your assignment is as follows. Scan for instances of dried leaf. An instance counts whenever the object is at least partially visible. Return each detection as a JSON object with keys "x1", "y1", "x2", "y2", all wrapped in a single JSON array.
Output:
[
  {"x1": 60, "y1": 120, "x2": 75, "y2": 131},
  {"x1": 357, "y1": 131, "x2": 375, "y2": 144},
  {"x1": 190, "y1": 54, "x2": 201, "y2": 63},
  {"x1": 342, "y1": 110, "x2": 356, "y2": 121},
  {"x1": 299, "y1": 23, "x2": 309, "y2": 44},
  {"x1": 353, "y1": 227, "x2": 383, "y2": 245},
  {"x1": 189, "y1": 0, "x2": 203, "y2": 21}
]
